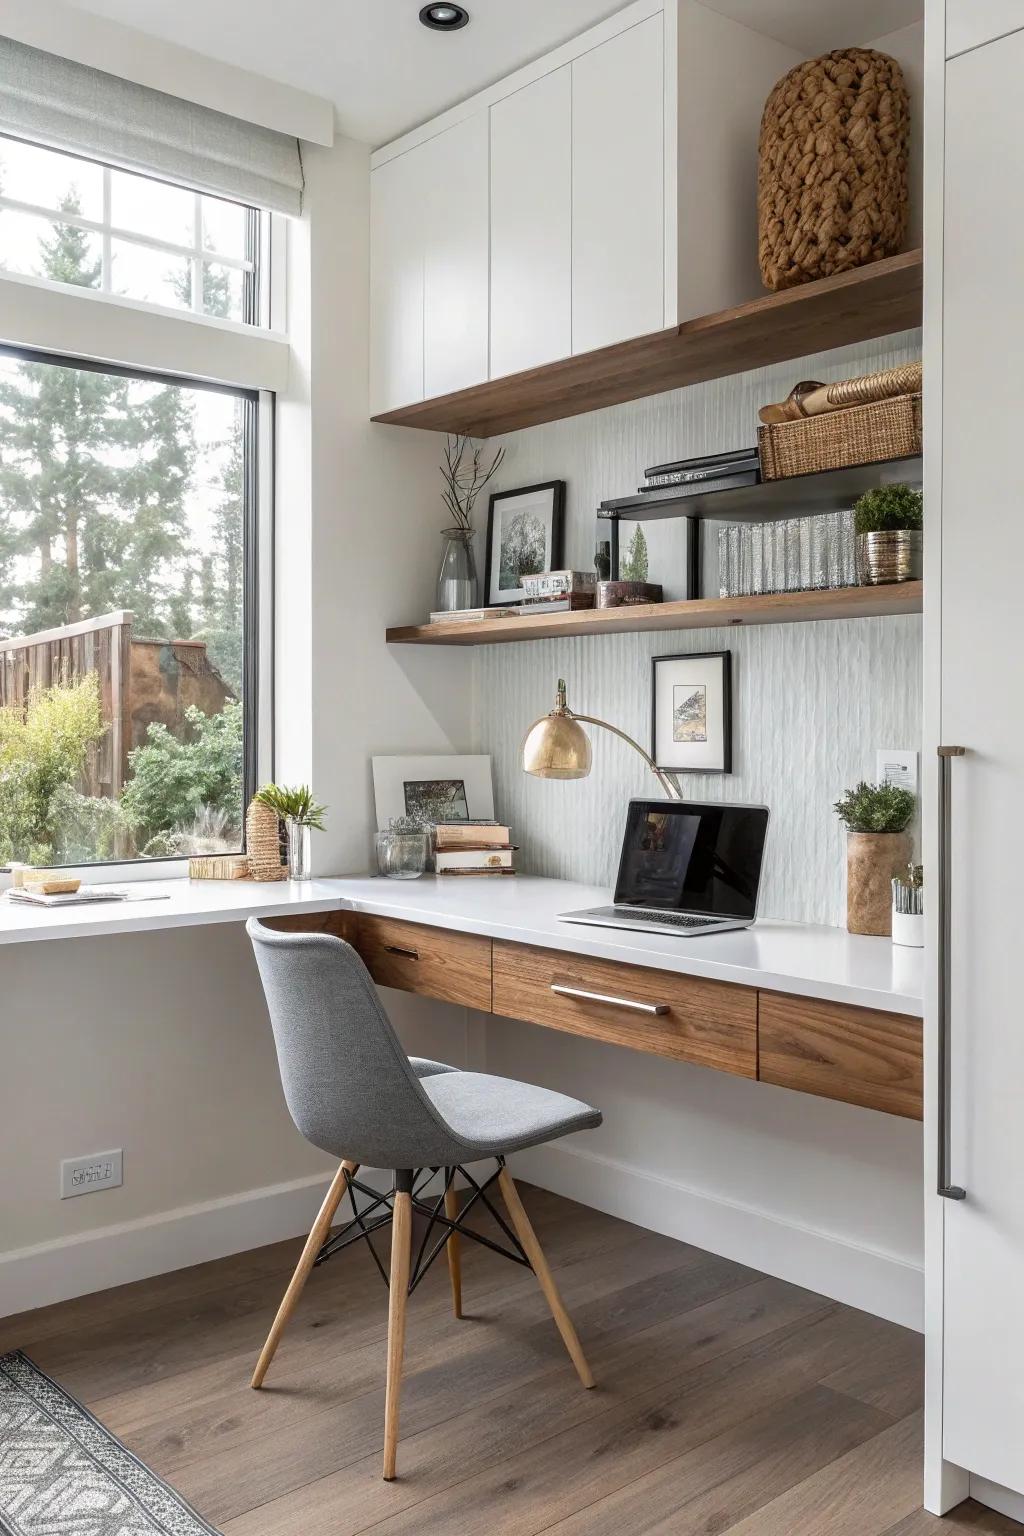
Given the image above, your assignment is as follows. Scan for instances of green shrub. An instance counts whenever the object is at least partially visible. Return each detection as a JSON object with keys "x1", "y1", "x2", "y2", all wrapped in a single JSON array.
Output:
[
  {"x1": 0, "y1": 673, "x2": 106, "y2": 864},
  {"x1": 121, "y1": 701, "x2": 243, "y2": 847},
  {"x1": 834, "y1": 780, "x2": 916, "y2": 834},
  {"x1": 49, "y1": 783, "x2": 132, "y2": 864},
  {"x1": 853, "y1": 484, "x2": 923, "y2": 536}
]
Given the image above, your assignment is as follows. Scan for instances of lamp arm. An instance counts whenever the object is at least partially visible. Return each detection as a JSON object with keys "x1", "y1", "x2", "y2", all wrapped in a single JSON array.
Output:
[{"x1": 571, "y1": 713, "x2": 683, "y2": 800}]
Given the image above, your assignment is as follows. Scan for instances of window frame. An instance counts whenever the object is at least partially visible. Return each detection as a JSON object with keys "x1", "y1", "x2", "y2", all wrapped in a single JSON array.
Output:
[
  {"x1": 0, "y1": 340, "x2": 270, "y2": 875},
  {"x1": 0, "y1": 133, "x2": 268, "y2": 328}
]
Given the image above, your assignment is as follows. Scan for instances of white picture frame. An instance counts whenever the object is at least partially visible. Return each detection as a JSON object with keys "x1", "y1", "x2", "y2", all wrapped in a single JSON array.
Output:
[{"x1": 371, "y1": 755, "x2": 496, "y2": 830}]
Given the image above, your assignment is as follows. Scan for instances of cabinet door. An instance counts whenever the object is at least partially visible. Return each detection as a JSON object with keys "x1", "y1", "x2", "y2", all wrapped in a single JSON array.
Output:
[
  {"x1": 490, "y1": 68, "x2": 572, "y2": 377},
  {"x1": 421, "y1": 113, "x2": 490, "y2": 399},
  {"x1": 369, "y1": 147, "x2": 424, "y2": 415},
  {"x1": 940, "y1": 30, "x2": 1024, "y2": 1495},
  {"x1": 571, "y1": 15, "x2": 665, "y2": 355}
]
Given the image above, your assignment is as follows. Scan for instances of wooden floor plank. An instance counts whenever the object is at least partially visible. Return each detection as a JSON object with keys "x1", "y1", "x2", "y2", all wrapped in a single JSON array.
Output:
[{"x1": 882, "y1": 1501, "x2": 1024, "y2": 1534}]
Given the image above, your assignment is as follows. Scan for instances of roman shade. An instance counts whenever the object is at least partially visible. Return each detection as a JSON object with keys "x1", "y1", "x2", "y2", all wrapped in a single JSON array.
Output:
[{"x1": 0, "y1": 35, "x2": 304, "y2": 215}]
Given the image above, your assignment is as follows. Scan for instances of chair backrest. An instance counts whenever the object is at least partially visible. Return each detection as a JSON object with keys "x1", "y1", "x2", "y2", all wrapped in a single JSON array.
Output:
[{"x1": 246, "y1": 919, "x2": 451, "y2": 1170}]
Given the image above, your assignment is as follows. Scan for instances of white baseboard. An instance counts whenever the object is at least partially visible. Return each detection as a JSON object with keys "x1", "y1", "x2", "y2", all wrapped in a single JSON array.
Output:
[
  {"x1": 970, "y1": 1475, "x2": 1024, "y2": 1522},
  {"x1": 511, "y1": 1140, "x2": 924, "y2": 1332},
  {"x1": 0, "y1": 1171, "x2": 342, "y2": 1318}
]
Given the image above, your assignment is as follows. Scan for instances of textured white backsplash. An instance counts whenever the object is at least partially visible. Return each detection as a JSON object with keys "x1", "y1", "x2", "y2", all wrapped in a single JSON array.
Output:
[{"x1": 474, "y1": 330, "x2": 923, "y2": 927}]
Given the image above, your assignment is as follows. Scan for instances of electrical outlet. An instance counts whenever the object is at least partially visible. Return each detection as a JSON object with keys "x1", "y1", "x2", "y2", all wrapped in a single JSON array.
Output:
[
  {"x1": 60, "y1": 1149, "x2": 122, "y2": 1200},
  {"x1": 877, "y1": 748, "x2": 918, "y2": 794}
]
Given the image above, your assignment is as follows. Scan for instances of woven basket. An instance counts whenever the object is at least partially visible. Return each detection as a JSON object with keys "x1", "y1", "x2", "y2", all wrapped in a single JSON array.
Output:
[
  {"x1": 758, "y1": 394, "x2": 922, "y2": 481},
  {"x1": 757, "y1": 48, "x2": 909, "y2": 292},
  {"x1": 245, "y1": 797, "x2": 287, "y2": 881}
]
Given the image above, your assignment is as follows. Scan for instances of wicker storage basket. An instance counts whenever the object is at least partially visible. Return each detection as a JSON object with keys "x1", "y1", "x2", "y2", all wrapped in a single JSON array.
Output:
[
  {"x1": 245, "y1": 797, "x2": 287, "y2": 881},
  {"x1": 758, "y1": 394, "x2": 922, "y2": 481},
  {"x1": 758, "y1": 48, "x2": 909, "y2": 292}
]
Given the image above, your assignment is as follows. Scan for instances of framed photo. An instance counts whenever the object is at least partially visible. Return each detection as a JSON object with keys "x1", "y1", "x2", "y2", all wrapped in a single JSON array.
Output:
[
  {"x1": 371, "y1": 755, "x2": 495, "y2": 830},
  {"x1": 485, "y1": 481, "x2": 565, "y2": 605},
  {"x1": 651, "y1": 651, "x2": 732, "y2": 774}
]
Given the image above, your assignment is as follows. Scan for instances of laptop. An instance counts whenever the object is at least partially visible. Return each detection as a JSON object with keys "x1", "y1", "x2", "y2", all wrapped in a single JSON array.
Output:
[{"x1": 559, "y1": 799, "x2": 770, "y2": 938}]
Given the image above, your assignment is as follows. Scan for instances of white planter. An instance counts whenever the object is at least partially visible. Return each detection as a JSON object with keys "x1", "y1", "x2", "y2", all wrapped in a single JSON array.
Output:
[{"x1": 892, "y1": 909, "x2": 924, "y2": 948}]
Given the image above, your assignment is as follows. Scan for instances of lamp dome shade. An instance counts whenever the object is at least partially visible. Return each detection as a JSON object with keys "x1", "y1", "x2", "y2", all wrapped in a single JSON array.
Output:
[{"x1": 522, "y1": 712, "x2": 592, "y2": 780}]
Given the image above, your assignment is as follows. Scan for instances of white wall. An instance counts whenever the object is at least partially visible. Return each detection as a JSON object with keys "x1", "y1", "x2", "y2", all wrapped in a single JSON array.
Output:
[{"x1": 0, "y1": 133, "x2": 471, "y2": 1317}]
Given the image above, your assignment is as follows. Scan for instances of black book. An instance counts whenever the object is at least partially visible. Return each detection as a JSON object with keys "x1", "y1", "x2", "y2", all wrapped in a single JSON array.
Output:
[
  {"x1": 644, "y1": 446, "x2": 759, "y2": 479},
  {"x1": 637, "y1": 468, "x2": 761, "y2": 496}
]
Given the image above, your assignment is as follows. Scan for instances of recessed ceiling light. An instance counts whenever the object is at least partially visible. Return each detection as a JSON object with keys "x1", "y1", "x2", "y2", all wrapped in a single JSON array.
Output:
[{"x1": 419, "y1": 4, "x2": 470, "y2": 31}]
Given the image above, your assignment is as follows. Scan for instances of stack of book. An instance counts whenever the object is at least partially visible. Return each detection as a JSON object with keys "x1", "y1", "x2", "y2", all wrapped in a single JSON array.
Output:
[
  {"x1": 640, "y1": 445, "x2": 760, "y2": 495},
  {"x1": 434, "y1": 822, "x2": 516, "y2": 877}
]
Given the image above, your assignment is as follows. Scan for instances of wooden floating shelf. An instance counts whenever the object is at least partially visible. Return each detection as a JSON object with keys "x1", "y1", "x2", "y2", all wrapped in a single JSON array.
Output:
[
  {"x1": 372, "y1": 250, "x2": 922, "y2": 438},
  {"x1": 387, "y1": 581, "x2": 923, "y2": 646}
]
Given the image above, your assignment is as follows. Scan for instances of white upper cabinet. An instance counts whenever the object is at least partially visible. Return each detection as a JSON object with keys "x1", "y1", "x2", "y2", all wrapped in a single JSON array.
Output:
[
  {"x1": 946, "y1": 0, "x2": 1023, "y2": 57},
  {"x1": 421, "y1": 114, "x2": 489, "y2": 400},
  {"x1": 490, "y1": 67, "x2": 572, "y2": 377},
  {"x1": 571, "y1": 16, "x2": 666, "y2": 355},
  {"x1": 369, "y1": 0, "x2": 807, "y2": 409}
]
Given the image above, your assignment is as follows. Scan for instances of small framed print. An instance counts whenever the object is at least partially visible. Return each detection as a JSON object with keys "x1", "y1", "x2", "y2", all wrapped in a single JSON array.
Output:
[
  {"x1": 651, "y1": 651, "x2": 732, "y2": 774},
  {"x1": 485, "y1": 481, "x2": 565, "y2": 605}
]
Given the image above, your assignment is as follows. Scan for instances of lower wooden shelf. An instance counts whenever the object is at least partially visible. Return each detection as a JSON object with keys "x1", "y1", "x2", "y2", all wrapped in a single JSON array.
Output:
[{"x1": 386, "y1": 581, "x2": 923, "y2": 645}]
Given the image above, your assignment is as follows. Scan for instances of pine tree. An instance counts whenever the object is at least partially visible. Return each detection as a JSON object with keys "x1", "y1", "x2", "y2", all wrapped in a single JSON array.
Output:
[{"x1": 0, "y1": 191, "x2": 196, "y2": 635}]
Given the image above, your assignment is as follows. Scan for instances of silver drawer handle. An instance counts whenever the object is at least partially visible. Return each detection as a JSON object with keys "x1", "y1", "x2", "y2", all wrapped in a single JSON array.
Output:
[
  {"x1": 551, "y1": 983, "x2": 669, "y2": 1015},
  {"x1": 384, "y1": 944, "x2": 419, "y2": 960}
]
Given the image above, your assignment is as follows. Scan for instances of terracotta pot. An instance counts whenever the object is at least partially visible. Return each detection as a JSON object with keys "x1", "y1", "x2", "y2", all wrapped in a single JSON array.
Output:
[{"x1": 846, "y1": 831, "x2": 911, "y2": 936}]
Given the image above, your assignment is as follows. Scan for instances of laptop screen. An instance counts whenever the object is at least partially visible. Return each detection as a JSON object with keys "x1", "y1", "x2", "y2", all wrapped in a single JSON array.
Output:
[{"x1": 613, "y1": 800, "x2": 769, "y2": 920}]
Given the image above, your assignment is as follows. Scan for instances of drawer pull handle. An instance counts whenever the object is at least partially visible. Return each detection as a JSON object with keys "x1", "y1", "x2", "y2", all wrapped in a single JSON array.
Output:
[
  {"x1": 551, "y1": 983, "x2": 668, "y2": 1016},
  {"x1": 384, "y1": 944, "x2": 419, "y2": 960}
]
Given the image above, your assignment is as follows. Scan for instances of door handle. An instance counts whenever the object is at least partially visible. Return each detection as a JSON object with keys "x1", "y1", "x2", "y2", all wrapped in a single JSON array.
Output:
[
  {"x1": 937, "y1": 745, "x2": 967, "y2": 1201},
  {"x1": 383, "y1": 944, "x2": 419, "y2": 960},
  {"x1": 551, "y1": 983, "x2": 669, "y2": 1015}
]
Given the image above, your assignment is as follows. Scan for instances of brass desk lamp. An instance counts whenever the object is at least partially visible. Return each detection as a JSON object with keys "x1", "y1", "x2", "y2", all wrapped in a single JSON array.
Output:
[{"x1": 522, "y1": 679, "x2": 681, "y2": 800}]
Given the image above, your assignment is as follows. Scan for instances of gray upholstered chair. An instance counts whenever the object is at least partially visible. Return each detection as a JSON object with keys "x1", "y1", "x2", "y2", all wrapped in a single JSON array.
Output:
[{"x1": 246, "y1": 918, "x2": 602, "y2": 1480}]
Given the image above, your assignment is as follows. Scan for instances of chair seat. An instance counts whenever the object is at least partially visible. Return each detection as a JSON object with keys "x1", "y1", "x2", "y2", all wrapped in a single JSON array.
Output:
[
  {"x1": 420, "y1": 1069, "x2": 601, "y2": 1158},
  {"x1": 409, "y1": 1057, "x2": 459, "y2": 1079}
]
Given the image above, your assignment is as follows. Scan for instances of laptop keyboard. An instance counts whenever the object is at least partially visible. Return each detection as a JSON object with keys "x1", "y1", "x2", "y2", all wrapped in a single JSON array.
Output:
[{"x1": 620, "y1": 910, "x2": 721, "y2": 929}]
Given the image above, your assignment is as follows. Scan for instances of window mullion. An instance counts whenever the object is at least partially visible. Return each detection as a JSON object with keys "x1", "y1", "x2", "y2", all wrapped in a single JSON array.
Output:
[
  {"x1": 192, "y1": 193, "x2": 204, "y2": 314},
  {"x1": 101, "y1": 169, "x2": 112, "y2": 293}
]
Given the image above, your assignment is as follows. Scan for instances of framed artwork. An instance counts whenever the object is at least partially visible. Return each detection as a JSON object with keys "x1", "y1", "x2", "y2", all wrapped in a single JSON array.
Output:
[
  {"x1": 651, "y1": 651, "x2": 732, "y2": 774},
  {"x1": 485, "y1": 481, "x2": 565, "y2": 605},
  {"x1": 371, "y1": 755, "x2": 496, "y2": 829}
]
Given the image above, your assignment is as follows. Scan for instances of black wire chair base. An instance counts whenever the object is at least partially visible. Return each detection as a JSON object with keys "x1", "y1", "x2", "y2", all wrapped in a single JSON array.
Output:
[{"x1": 312, "y1": 1158, "x2": 530, "y2": 1295}]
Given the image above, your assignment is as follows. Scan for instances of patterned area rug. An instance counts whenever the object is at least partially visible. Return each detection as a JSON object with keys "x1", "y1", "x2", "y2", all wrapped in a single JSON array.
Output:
[{"x1": 0, "y1": 1351, "x2": 220, "y2": 1535}]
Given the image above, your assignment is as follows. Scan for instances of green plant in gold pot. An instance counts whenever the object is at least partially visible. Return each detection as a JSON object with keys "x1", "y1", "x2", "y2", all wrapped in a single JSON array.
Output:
[
  {"x1": 853, "y1": 483, "x2": 922, "y2": 585},
  {"x1": 254, "y1": 784, "x2": 327, "y2": 881},
  {"x1": 835, "y1": 780, "x2": 916, "y2": 936}
]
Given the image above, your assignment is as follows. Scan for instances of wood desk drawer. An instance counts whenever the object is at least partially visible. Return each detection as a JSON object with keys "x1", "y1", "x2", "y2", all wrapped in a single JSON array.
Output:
[
  {"x1": 491, "y1": 941, "x2": 756, "y2": 1077},
  {"x1": 350, "y1": 915, "x2": 492, "y2": 1010},
  {"x1": 758, "y1": 991, "x2": 922, "y2": 1119}
]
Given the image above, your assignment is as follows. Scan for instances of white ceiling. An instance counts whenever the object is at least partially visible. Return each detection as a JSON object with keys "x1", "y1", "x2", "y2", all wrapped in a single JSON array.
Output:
[{"x1": 61, "y1": 0, "x2": 924, "y2": 147}]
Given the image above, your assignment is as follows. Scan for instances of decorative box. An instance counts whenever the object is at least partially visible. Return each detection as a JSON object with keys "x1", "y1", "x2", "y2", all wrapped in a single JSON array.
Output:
[{"x1": 520, "y1": 569, "x2": 597, "y2": 602}]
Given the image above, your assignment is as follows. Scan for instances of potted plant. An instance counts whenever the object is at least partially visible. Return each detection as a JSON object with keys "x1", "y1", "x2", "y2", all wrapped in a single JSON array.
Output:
[
  {"x1": 892, "y1": 861, "x2": 924, "y2": 948},
  {"x1": 437, "y1": 434, "x2": 505, "y2": 612},
  {"x1": 853, "y1": 483, "x2": 922, "y2": 585},
  {"x1": 254, "y1": 784, "x2": 327, "y2": 881},
  {"x1": 597, "y1": 526, "x2": 664, "y2": 608},
  {"x1": 834, "y1": 780, "x2": 916, "y2": 936}
]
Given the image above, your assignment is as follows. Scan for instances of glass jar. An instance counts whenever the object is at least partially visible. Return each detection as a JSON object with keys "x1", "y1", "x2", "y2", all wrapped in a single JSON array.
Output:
[
  {"x1": 436, "y1": 526, "x2": 479, "y2": 612},
  {"x1": 286, "y1": 819, "x2": 311, "y2": 880},
  {"x1": 375, "y1": 829, "x2": 428, "y2": 880}
]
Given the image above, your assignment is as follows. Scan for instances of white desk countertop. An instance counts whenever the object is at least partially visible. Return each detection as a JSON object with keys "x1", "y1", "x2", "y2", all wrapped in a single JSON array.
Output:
[{"x1": 0, "y1": 873, "x2": 922, "y2": 1017}]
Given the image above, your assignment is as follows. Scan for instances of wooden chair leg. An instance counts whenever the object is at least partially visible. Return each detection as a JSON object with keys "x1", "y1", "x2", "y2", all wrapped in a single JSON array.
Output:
[
  {"x1": 251, "y1": 1159, "x2": 358, "y2": 1389},
  {"x1": 497, "y1": 1166, "x2": 595, "y2": 1390},
  {"x1": 382, "y1": 1186, "x2": 413, "y2": 1480},
  {"x1": 444, "y1": 1179, "x2": 463, "y2": 1319}
]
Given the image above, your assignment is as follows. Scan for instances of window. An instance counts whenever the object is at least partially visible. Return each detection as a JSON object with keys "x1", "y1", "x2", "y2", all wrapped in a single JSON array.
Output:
[
  {"x1": 0, "y1": 135, "x2": 262, "y2": 324},
  {"x1": 0, "y1": 344, "x2": 259, "y2": 868}
]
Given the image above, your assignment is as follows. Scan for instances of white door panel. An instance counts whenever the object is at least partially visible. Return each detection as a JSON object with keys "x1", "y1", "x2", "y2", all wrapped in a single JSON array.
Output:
[
  {"x1": 422, "y1": 113, "x2": 490, "y2": 398},
  {"x1": 369, "y1": 150, "x2": 424, "y2": 414}
]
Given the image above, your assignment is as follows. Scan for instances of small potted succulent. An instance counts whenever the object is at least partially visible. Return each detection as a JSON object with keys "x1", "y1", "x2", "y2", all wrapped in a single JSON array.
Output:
[
  {"x1": 254, "y1": 784, "x2": 327, "y2": 881},
  {"x1": 892, "y1": 861, "x2": 924, "y2": 948},
  {"x1": 853, "y1": 483, "x2": 922, "y2": 585},
  {"x1": 834, "y1": 780, "x2": 916, "y2": 936},
  {"x1": 597, "y1": 526, "x2": 663, "y2": 608}
]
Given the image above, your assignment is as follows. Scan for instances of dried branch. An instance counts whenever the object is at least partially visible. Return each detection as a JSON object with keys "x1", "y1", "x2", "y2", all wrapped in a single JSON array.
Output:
[{"x1": 438, "y1": 433, "x2": 505, "y2": 532}]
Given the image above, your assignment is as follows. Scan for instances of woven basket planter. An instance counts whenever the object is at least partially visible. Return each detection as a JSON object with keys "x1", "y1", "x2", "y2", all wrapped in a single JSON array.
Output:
[
  {"x1": 758, "y1": 48, "x2": 910, "y2": 292},
  {"x1": 245, "y1": 798, "x2": 287, "y2": 881}
]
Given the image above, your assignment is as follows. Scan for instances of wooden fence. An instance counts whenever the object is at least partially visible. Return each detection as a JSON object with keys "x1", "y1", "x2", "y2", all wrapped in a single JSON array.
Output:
[{"x1": 0, "y1": 611, "x2": 134, "y2": 798}]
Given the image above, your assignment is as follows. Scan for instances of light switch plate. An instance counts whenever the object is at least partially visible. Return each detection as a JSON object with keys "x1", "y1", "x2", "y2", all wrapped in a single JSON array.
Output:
[
  {"x1": 60, "y1": 1149, "x2": 123, "y2": 1199},
  {"x1": 876, "y1": 748, "x2": 919, "y2": 794}
]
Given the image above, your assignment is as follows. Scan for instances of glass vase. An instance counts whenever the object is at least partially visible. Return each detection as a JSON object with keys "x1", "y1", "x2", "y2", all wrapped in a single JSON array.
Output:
[
  {"x1": 286, "y1": 819, "x2": 311, "y2": 881},
  {"x1": 436, "y1": 527, "x2": 479, "y2": 612},
  {"x1": 375, "y1": 829, "x2": 428, "y2": 879}
]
